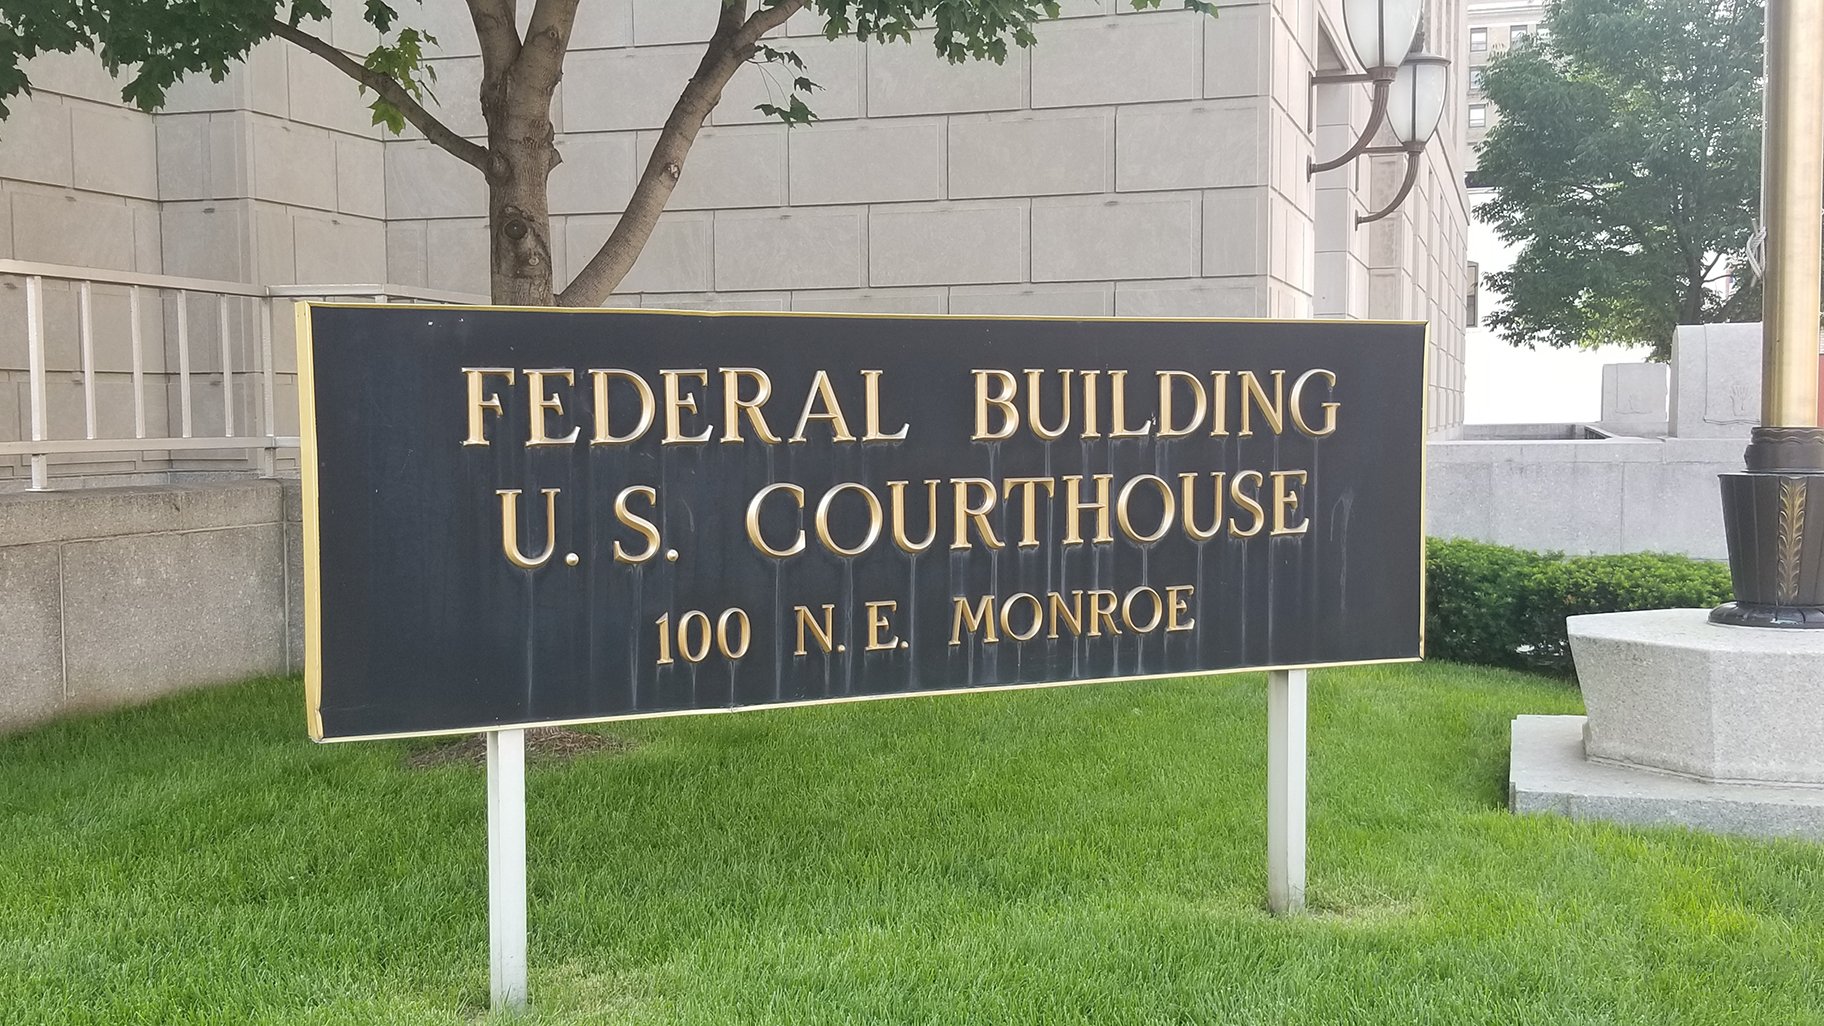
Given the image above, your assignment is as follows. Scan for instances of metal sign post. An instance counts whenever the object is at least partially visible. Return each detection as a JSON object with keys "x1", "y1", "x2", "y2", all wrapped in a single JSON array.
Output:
[
  {"x1": 486, "y1": 728, "x2": 528, "y2": 1012},
  {"x1": 1267, "y1": 668, "x2": 1307, "y2": 916}
]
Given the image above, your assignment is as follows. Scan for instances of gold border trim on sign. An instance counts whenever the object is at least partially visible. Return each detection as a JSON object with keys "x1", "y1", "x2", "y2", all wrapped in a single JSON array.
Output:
[
  {"x1": 312, "y1": 657, "x2": 1425, "y2": 745},
  {"x1": 298, "y1": 301, "x2": 325, "y2": 741},
  {"x1": 295, "y1": 302, "x2": 1431, "y2": 743}
]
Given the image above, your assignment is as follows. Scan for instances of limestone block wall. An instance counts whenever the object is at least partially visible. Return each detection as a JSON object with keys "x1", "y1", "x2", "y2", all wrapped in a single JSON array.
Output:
[
  {"x1": 0, "y1": 479, "x2": 300, "y2": 733},
  {"x1": 151, "y1": 32, "x2": 389, "y2": 287},
  {"x1": 0, "y1": 51, "x2": 162, "y2": 274},
  {"x1": 1598, "y1": 363, "x2": 1670, "y2": 437},
  {"x1": 382, "y1": 0, "x2": 1467, "y2": 432},
  {"x1": 0, "y1": 5, "x2": 385, "y2": 486},
  {"x1": 1356, "y1": 0, "x2": 1470, "y2": 432},
  {"x1": 393, "y1": 1, "x2": 1290, "y2": 312},
  {"x1": 1, "y1": 0, "x2": 1470, "y2": 452},
  {"x1": 1426, "y1": 436, "x2": 1739, "y2": 559},
  {"x1": 1669, "y1": 322, "x2": 1761, "y2": 439},
  {"x1": 0, "y1": 51, "x2": 164, "y2": 486}
]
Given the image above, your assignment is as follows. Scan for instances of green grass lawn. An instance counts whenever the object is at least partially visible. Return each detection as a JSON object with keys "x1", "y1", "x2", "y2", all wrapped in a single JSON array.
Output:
[{"x1": 2, "y1": 663, "x2": 1821, "y2": 1025}]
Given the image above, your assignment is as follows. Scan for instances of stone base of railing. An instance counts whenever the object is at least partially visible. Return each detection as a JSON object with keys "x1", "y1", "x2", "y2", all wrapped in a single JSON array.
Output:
[{"x1": 0, "y1": 478, "x2": 302, "y2": 734}]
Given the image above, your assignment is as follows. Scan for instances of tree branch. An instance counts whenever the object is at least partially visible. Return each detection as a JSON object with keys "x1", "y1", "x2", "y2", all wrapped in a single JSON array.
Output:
[
  {"x1": 468, "y1": 0, "x2": 523, "y2": 85},
  {"x1": 1717, "y1": 275, "x2": 1758, "y2": 319},
  {"x1": 558, "y1": 0, "x2": 808, "y2": 306},
  {"x1": 518, "y1": 0, "x2": 582, "y2": 99},
  {"x1": 269, "y1": 19, "x2": 489, "y2": 174},
  {"x1": 731, "y1": 0, "x2": 803, "y2": 50}
]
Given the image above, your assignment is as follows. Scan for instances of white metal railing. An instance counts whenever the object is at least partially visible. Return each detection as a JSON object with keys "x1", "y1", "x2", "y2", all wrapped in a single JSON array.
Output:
[{"x1": 0, "y1": 259, "x2": 482, "y2": 490}]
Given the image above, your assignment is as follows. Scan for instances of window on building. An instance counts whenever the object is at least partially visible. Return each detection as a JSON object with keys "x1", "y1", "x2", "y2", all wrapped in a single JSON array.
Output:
[
  {"x1": 1467, "y1": 263, "x2": 1481, "y2": 326},
  {"x1": 1470, "y1": 69, "x2": 1485, "y2": 91},
  {"x1": 1511, "y1": 23, "x2": 1531, "y2": 43},
  {"x1": 1469, "y1": 104, "x2": 1487, "y2": 128},
  {"x1": 1471, "y1": 27, "x2": 1487, "y2": 51}
]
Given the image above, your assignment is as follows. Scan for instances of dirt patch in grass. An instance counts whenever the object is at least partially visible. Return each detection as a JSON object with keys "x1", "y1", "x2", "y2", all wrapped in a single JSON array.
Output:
[{"x1": 406, "y1": 727, "x2": 636, "y2": 769}]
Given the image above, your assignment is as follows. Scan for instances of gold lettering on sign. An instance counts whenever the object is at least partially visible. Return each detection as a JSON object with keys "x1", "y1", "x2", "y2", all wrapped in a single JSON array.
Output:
[
  {"x1": 1271, "y1": 470, "x2": 1310, "y2": 536},
  {"x1": 497, "y1": 487, "x2": 559, "y2": 569},
  {"x1": 1239, "y1": 370, "x2": 1285, "y2": 437},
  {"x1": 1289, "y1": 368, "x2": 1339, "y2": 437},
  {"x1": 611, "y1": 485, "x2": 661, "y2": 563},
  {"x1": 795, "y1": 604, "x2": 836, "y2": 656},
  {"x1": 1166, "y1": 585, "x2": 1196, "y2": 631},
  {"x1": 1157, "y1": 370, "x2": 1208, "y2": 438},
  {"x1": 951, "y1": 595, "x2": 999, "y2": 645},
  {"x1": 1003, "y1": 476, "x2": 1057, "y2": 548},
  {"x1": 815, "y1": 482, "x2": 884, "y2": 557},
  {"x1": 1000, "y1": 592, "x2": 1044, "y2": 642},
  {"x1": 1179, "y1": 472, "x2": 1227, "y2": 541},
  {"x1": 866, "y1": 600, "x2": 900, "y2": 651},
  {"x1": 1080, "y1": 369, "x2": 1103, "y2": 438},
  {"x1": 972, "y1": 369, "x2": 1019, "y2": 440},
  {"x1": 1229, "y1": 470, "x2": 1266, "y2": 537},
  {"x1": 951, "y1": 478, "x2": 1004, "y2": 551},
  {"x1": 1062, "y1": 474, "x2": 1114, "y2": 545},
  {"x1": 1121, "y1": 587, "x2": 1164, "y2": 633},
  {"x1": 746, "y1": 482, "x2": 806, "y2": 557},
  {"x1": 1109, "y1": 370, "x2": 1152, "y2": 438},
  {"x1": 590, "y1": 369, "x2": 656, "y2": 445},
  {"x1": 1207, "y1": 371, "x2": 1231, "y2": 436},
  {"x1": 1047, "y1": 591, "x2": 1084, "y2": 639},
  {"x1": 861, "y1": 370, "x2": 910, "y2": 441},
  {"x1": 1115, "y1": 474, "x2": 1175, "y2": 544},
  {"x1": 1088, "y1": 590, "x2": 1120, "y2": 636},
  {"x1": 1025, "y1": 368, "x2": 1073, "y2": 440},
  {"x1": 791, "y1": 370, "x2": 857, "y2": 443},
  {"x1": 661, "y1": 369, "x2": 713, "y2": 444},
  {"x1": 888, "y1": 480, "x2": 940, "y2": 554},
  {"x1": 720, "y1": 367, "x2": 780, "y2": 444},
  {"x1": 525, "y1": 369, "x2": 581, "y2": 446},
  {"x1": 463, "y1": 367, "x2": 514, "y2": 446}
]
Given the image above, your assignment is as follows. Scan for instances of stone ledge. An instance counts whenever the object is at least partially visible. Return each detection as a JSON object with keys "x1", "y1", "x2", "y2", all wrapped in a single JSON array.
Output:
[
  {"x1": 0, "y1": 479, "x2": 287, "y2": 548},
  {"x1": 1510, "y1": 715, "x2": 1824, "y2": 842},
  {"x1": 1570, "y1": 608, "x2": 1824, "y2": 785}
]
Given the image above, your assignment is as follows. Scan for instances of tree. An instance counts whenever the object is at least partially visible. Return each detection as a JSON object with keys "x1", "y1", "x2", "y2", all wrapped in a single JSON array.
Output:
[
  {"x1": 1475, "y1": 0, "x2": 1763, "y2": 360},
  {"x1": 0, "y1": 0, "x2": 1215, "y2": 306}
]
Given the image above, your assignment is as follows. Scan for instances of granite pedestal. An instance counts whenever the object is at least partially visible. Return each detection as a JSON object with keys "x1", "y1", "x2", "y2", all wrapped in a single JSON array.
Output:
[{"x1": 1509, "y1": 608, "x2": 1824, "y2": 841}]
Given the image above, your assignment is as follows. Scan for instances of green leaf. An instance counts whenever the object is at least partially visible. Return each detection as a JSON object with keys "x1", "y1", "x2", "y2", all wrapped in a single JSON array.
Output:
[{"x1": 755, "y1": 94, "x2": 818, "y2": 127}]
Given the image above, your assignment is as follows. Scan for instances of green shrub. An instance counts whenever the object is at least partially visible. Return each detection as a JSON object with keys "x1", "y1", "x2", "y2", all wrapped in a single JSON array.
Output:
[
  {"x1": 1425, "y1": 538, "x2": 1552, "y2": 670},
  {"x1": 1425, "y1": 539, "x2": 1734, "y2": 676}
]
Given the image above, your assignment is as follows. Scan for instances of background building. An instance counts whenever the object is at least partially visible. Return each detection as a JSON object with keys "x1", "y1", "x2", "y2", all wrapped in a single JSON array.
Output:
[{"x1": 1464, "y1": 0, "x2": 1544, "y2": 177}]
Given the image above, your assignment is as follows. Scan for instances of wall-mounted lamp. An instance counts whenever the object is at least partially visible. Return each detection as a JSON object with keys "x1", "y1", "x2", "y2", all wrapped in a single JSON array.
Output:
[
  {"x1": 1309, "y1": 0, "x2": 1424, "y2": 175},
  {"x1": 1308, "y1": 1, "x2": 1451, "y2": 225},
  {"x1": 1357, "y1": 52, "x2": 1450, "y2": 224}
]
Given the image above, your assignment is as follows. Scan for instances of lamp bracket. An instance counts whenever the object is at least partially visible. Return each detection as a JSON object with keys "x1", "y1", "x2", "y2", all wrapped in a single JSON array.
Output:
[
  {"x1": 1356, "y1": 147, "x2": 1426, "y2": 226},
  {"x1": 1307, "y1": 66, "x2": 1399, "y2": 177}
]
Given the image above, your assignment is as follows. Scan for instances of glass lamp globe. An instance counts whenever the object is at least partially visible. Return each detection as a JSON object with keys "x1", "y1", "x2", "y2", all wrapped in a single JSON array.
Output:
[
  {"x1": 1341, "y1": 0, "x2": 1423, "y2": 71},
  {"x1": 1386, "y1": 52, "x2": 1451, "y2": 145}
]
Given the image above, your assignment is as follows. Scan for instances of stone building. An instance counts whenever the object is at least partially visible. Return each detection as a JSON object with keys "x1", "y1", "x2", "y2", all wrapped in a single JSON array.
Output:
[
  {"x1": 0, "y1": 0, "x2": 1470, "y2": 730},
  {"x1": 1464, "y1": 0, "x2": 1544, "y2": 178}
]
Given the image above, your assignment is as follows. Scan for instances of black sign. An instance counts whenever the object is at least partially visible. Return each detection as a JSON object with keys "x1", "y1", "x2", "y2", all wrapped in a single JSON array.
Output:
[{"x1": 299, "y1": 306, "x2": 1425, "y2": 741}]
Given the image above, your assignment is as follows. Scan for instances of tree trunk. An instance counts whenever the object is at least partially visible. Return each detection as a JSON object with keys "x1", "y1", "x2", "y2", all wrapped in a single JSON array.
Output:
[
  {"x1": 486, "y1": 110, "x2": 559, "y2": 307},
  {"x1": 1681, "y1": 279, "x2": 1707, "y2": 326}
]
